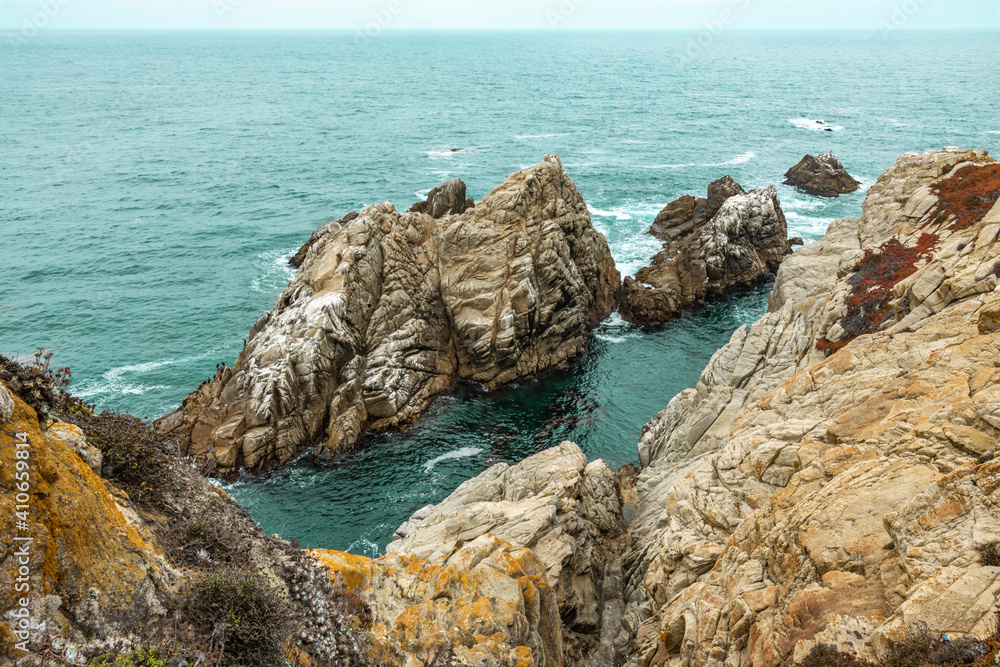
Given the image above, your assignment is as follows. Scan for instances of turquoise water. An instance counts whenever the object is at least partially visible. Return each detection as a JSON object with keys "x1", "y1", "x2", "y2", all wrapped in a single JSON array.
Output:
[{"x1": 2, "y1": 30, "x2": 999, "y2": 555}]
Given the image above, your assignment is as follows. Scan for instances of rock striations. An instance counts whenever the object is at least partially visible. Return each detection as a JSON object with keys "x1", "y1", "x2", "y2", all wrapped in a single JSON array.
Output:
[
  {"x1": 157, "y1": 156, "x2": 620, "y2": 474},
  {"x1": 11, "y1": 147, "x2": 1000, "y2": 667},
  {"x1": 620, "y1": 179, "x2": 792, "y2": 327},
  {"x1": 784, "y1": 152, "x2": 862, "y2": 198},
  {"x1": 319, "y1": 147, "x2": 1000, "y2": 666}
]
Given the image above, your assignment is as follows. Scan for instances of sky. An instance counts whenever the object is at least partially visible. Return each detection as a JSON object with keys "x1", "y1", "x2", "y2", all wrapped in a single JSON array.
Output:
[{"x1": 0, "y1": 0, "x2": 997, "y2": 31}]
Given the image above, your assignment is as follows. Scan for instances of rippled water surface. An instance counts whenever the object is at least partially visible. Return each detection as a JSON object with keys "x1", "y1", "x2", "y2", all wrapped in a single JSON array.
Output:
[{"x1": 3, "y1": 30, "x2": 999, "y2": 554}]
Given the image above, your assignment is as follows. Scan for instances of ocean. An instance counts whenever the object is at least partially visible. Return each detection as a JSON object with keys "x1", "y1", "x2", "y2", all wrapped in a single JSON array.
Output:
[{"x1": 2, "y1": 29, "x2": 998, "y2": 555}]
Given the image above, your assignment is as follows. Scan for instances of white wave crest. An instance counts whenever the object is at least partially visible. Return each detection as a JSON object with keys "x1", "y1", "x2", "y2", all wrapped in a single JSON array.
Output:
[
  {"x1": 789, "y1": 118, "x2": 844, "y2": 132},
  {"x1": 424, "y1": 447, "x2": 484, "y2": 473},
  {"x1": 251, "y1": 249, "x2": 297, "y2": 293},
  {"x1": 587, "y1": 205, "x2": 633, "y2": 221}
]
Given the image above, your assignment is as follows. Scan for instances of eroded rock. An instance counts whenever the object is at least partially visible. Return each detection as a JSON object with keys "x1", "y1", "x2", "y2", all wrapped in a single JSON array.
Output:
[
  {"x1": 383, "y1": 441, "x2": 633, "y2": 666},
  {"x1": 620, "y1": 184, "x2": 792, "y2": 327},
  {"x1": 784, "y1": 152, "x2": 862, "y2": 198},
  {"x1": 159, "y1": 156, "x2": 620, "y2": 473},
  {"x1": 624, "y1": 147, "x2": 1000, "y2": 666}
]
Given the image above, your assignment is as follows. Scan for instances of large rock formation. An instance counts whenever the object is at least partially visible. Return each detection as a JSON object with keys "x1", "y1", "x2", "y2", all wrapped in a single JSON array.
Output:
[
  {"x1": 620, "y1": 181, "x2": 792, "y2": 327},
  {"x1": 784, "y1": 152, "x2": 862, "y2": 197},
  {"x1": 623, "y1": 147, "x2": 1000, "y2": 665},
  {"x1": 344, "y1": 148, "x2": 1000, "y2": 667},
  {"x1": 158, "y1": 156, "x2": 620, "y2": 474},
  {"x1": 0, "y1": 383, "x2": 172, "y2": 653}
]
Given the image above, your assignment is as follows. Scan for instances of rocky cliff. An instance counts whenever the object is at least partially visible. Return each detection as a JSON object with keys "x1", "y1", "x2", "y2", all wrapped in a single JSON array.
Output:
[
  {"x1": 620, "y1": 181, "x2": 792, "y2": 327},
  {"x1": 158, "y1": 156, "x2": 620, "y2": 474},
  {"x1": 334, "y1": 147, "x2": 1000, "y2": 666}
]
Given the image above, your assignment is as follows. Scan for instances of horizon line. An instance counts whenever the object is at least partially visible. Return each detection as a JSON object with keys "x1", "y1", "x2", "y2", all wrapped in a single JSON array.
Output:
[{"x1": 2, "y1": 26, "x2": 999, "y2": 31}]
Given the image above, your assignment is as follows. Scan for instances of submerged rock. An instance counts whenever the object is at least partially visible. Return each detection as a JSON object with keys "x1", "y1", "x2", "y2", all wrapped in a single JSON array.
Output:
[
  {"x1": 784, "y1": 151, "x2": 862, "y2": 197},
  {"x1": 620, "y1": 181, "x2": 792, "y2": 327},
  {"x1": 159, "y1": 156, "x2": 620, "y2": 473}
]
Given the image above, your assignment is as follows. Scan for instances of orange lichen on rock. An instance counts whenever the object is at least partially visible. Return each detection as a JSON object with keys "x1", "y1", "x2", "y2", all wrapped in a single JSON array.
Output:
[
  {"x1": 0, "y1": 381, "x2": 170, "y2": 658},
  {"x1": 312, "y1": 535, "x2": 562, "y2": 667}
]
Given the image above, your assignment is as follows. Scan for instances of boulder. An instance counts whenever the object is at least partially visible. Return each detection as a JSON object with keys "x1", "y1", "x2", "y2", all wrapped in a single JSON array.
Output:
[
  {"x1": 408, "y1": 178, "x2": 475, "y2": 218},
  {"x1": 620, "y1": 184, "x2": 791, "y2": 327},
  {"x1": 784, "y1": 152, "x2": 862, "y2": 197},
  {"x1": 158, "y1": 156, "x2": 621, "y2": 473}
]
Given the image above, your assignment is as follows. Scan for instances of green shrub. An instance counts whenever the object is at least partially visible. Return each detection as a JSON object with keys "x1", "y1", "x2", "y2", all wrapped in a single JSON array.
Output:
[
  {"x1": 61, "y1": 410, "x2": 167, "y2": 505},
  {"x1": 0, "y1": 350, "x2": 93, "y2": 421},
  {"x1": 183, "y1": 567, "x2": 290, "y2": 666},
  {"x1": 91, "y1": 646, "x2": 168, "y2": 667}
]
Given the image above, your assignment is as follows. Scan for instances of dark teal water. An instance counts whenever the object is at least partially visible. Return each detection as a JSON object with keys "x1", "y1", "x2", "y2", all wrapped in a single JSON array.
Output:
[{"x1": 2, "y1": 30, "x2": 999, "y2": 555}]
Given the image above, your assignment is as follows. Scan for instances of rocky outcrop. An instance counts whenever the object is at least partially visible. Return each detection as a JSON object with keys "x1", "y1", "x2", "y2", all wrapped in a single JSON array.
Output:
[
  {"x1": 647, "y1": 176, "x2": 745, "y2": 242},
  {"x1": 314, "y1": 536, "x2": 563, "y2": 667},
  {"x1": 314, "y1": 441, "x2": 635, "y2": 666},
  {"x1": 1, "y1": 377, "x2": 388, "y2": 665},
  {"x1": 620, "y1": 183, "x2": 792, "y2": 327},
  {"x1": 158, "y1": 156, "x2": 620, "y2": 474},
  {"x1": 784, "y1": 152, "x2": 861, "y2": 197},
  {"x1": 0, "y1": 382, "x2": 172, "y2": 654},
  {"x1": 409, "y1": 178, "x2": 475, "y2": 218},
  {"x1": 288, "y1": 211, "x2": 359, "y2": 269},
  {"x1": 622, "y1": 147, "x2": 1000, "y2": 666}
]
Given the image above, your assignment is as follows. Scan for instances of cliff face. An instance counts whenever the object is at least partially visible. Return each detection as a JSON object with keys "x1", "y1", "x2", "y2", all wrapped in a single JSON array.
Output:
[
  {"x1": 350, "y1": 148, "x2": 1000, "y2": 667},
  {"x1": 159, "y1": 155, "x2": 620, "y2": 474},
  {"x1": 0, "y1": 382, "x2": 171, "y2": 654},
  {"x1": 625, "y1": 147, "x2": 1000, "y2": 665}
]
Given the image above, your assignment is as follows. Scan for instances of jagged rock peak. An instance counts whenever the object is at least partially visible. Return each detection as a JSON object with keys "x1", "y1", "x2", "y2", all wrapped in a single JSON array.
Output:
[
  {"x1": 408, "y1": 177, "x2": 475, "y2": 218},
  {"x1": 158, "y1": 155, "x2": 620, "y2": 473},
  {"x1": 620, "y1": 182, "x2": 791, "y2": 327}
]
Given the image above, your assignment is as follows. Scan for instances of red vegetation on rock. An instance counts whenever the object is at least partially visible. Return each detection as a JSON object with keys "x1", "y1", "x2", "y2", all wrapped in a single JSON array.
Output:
[
  {"x1": 817, "y1": 233, "x2": 938, "y2": 355},
  {"x1": 929, "y1": 163, "x2": 1000, "y2": 231}
]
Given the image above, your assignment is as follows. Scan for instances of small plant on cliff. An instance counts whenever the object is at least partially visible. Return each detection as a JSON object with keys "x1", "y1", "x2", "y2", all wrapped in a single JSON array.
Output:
[
  {"x1": 91, "y1": 646, "x2": 168, "y2": 667},
  {"x1": 928, "y1": 163, "x2": 1000, "y2": 231},
  {"x1": 977, "y1": 541, "x2": 1000, "y2": 567},
  {"x1": 817, "y1": 234, "x2": 938, "y2": 356},
  {"x1": 0, "y1": 350, "x2": 93, "y2": 421},
  {"x1": 183, "y1": 567, "x2": 290, "y2": 666},
  {"x1": 800, "y1": 643, "x2": 872, "y2": 667},
  {"x1": 61, "y1": 411, "x2": 167, "y2": 505}
]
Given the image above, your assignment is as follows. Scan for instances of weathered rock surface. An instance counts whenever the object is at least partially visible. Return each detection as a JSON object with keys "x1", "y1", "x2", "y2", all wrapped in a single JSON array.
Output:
[
  {"x1": 784, "y1": 152, "x2": 861, "y2": 198},
  {"x1": 314, "y1": 536, "x2": 563, "y2": 667},
  {"x1": 622, "y1": 147, "x2": 1000, "y2": 665},
  {"x1": 158, "y1": 156, "x2": 620, "y2": 473},
  {"x1": 409, "y1": 178, "x2": 475, "y2": 218},
  {"x1": 620, "y1": 183, "x2": 792, "y2": 327},
  {"x1": 314, "y1": 441, "x2": 635, "y2": 666},
  {"x1": 0, "y1": 381, "x2": 173, "y2": 655}
]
